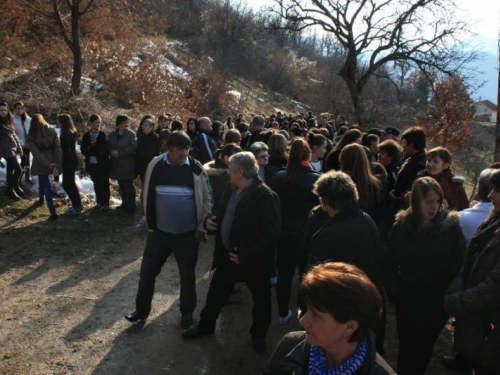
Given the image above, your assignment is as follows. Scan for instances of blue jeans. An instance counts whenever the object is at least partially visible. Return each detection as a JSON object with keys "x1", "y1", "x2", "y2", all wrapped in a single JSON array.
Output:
[{"x1": 38, "y1": 175, "x2": 56, "y2": 214}]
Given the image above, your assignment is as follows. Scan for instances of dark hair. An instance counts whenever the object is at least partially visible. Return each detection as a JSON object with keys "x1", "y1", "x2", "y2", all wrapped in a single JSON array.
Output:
[
  {"x1": 290, "y1": 127, "x2": 302, "y2": 137},
  {"x1": 0, "y1": 102, "x2": 14, "y2": 127},
  {"x1": 402, "y1": 126, "x2": 426, "y2": 151},
  {"x1": 286, "y1": 138, "x2": 311, "y2": 183},
  {"x1": 313, "y1": 171, "x2": 359, "y2": 211},
  {"x1": 378, "y1": 139, "x2": 402, "y2": 163},
  {"x1": 115, "y1": 115, "x2": 129, "y2": 128},
  {"x1": 367, "y1": 128, "x2": 384, "y2": 137},
  {"x1": 409, "y1": 177, "x2": 444, "y2": 223},
  {"x1": 171, "y1": 120, "x2": 183, "y2": 131},
  {"x1": 252, "y1": 115, "x2": 265, "y2": 127},
  {"x1": 89, "y1": 114, "x2": 101, "y2": 123},
  {"x1": 477, "y1": 168, "x2": 497, "y2": 201},
  {"x1": 57, "y1": 113, "x2": 77, "y2": 136},
  {"x1": 490, "y1": 169, "x2": 500, "y2": 190},
  {"x1": 427, "y1": 147, "x2": 452, "y2": 169},
  {"x1": 166, "y1": 130, "x2": 191, "y2": 150},
  {"x1": 236, "y1": 122, "x2": 249, "y2": 134},
  {"x1": 299, "y1": 262, "x2": 382, "y2": 343},
  {"x1": 308, "y1": 133, "x2": 327, "y2": 149},
  {"x1": 333, "y1": 129, "x2": 362, "y2": 153},
  {"x1": 225, "y1": 129, "x2": 241, "y2": 145},
  {"x1": 363, "y1": 134, "x2": 379, "y2": 147},
  {"x1": 216, "y1": 143, "x2": 242, "y2": 160},
  {"x1": 14, "y1": 101, "x2": 28, "y2": 124}
]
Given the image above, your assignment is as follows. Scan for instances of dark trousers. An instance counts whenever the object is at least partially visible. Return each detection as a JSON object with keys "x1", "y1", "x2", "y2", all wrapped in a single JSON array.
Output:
[
  {"x1": 396, "y1": 300, "x2": 448, "y2": 375},
  {"x1": 38, "y1": 175, "x2": 56, "y2": 214},
  {"x1": 21, "y1": 148, "x2": 30, "y2": 168},
  {"x1": 135, "y1": 230, "x2": 200, "y2": 316},
  {"x1": 276, "y1": 234, "x2": 299, "y2": 317},
  {"x1": 88, "y1": 165, "x2": 110, "y2": 206},
  {"x1": 62, "y1": 167, "x2": 81, "y2": 208},
  {"x1": 199, "y1": 266, "x2": 272, "y2": 339},
  {"x1": 6, "y1": 156, "x2": 22, "y2": 190},
  {"x1": 118, "y1": 179, "x2": 135, "y2": 209}
]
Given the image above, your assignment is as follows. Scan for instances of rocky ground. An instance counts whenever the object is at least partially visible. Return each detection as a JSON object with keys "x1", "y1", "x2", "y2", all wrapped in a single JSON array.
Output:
[{"x1": 0, "y1": 184, "x2": 462, "y2": 374}]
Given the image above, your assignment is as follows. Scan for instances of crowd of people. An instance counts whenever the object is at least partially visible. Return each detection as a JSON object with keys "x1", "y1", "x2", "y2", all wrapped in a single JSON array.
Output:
[{"x1": 2, "y1": 102, "x2": 500, "y2": 374}]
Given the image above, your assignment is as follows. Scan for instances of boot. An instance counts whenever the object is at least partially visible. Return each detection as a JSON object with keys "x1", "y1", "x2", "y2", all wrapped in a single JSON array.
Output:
[
  {"x1": 14, "y1": 185, "x2": 26, "y2": 198},
  {"x1": 6, "y1": 187, "x2": 21, "y2": 201},
  {"x1": 25, "y1": 167, "x2": 34, "y2": 185}
]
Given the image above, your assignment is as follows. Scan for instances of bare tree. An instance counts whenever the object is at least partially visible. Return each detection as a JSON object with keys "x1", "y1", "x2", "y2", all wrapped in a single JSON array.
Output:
[
  {"x1": 18, "y1": 0, "x2": 97, "y2": 95},
  {"x1": 269, "y1": 0, "x2": 476, "y2": 126}
]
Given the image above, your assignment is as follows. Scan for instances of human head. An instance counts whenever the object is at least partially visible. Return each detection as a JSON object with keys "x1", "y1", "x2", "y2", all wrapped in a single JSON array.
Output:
[
  {"x1": 402, "y1": 126, "x2": 426, "y2": 156},
  {"x1": 88, "y1": 114, "x2": 102, "y2": 132},
  {"x1": 410, "y1": 177, "x2": 444, "y2": 224},
  {"x1": 250, "y1": 115, "x2": 265, "y2": 131},
  {"x1": 268, "y1": 133, "x2": 288, "y2": 157},
  {"x1": 363, "y1": 134, "x2": 379, "y2": 156},
  {"x1": 212, "y1": 121, "x2": 224, "y2": 137},
  {"x1": 313, "y1": 171, "x2": 359, "y2": 216},
  {"x1": 187, "y1": 117, "x2": 198, "y2": 132},
  {"x1": 319, "y1": 113, "x2": 329, "y2": 126},
  {"x1": 14, "y1": 101, "x2": 27, "y2": 117},
  {"x1": 0, "y1": 102, "x2": 13, "y2": 126},
  {"x1": 286, "y1": 138, "x2": 311, "y2": 182},
  {"x1": 488, "y1": 170, "x2": 500, "y2": 214},
  {"x1": 334, "y1": 129, "x2": 362, "y2": 152},
  {"x1": 299, "y1": 262, "x2": 382, "y2": 345},
  {"x1": 477, "y1": 168, "x2": 497, "y2": 202},
  {"x1": 225, "y1": 129, "x2": 241, "y2": 145},
  {"x1": 426, "y1": 147, "x2": 452, "y2": 176},
  {"x1": 236, "y1": 122, "x2": 249, "y2": 138},
  {"x1": 217, "y1": 144, "x2": 242, "y2": 166},
  {"x1": 29, "y1": 113, "x2": 52, "y2": 137},
  {"x1": 228, "y1": 151, "x2": 259, "y2": 186},
  {"x1": 166, "y1": 131, "x2": 191, "y2": 165},
  {"x1": 308, "y1": 133, "x2": 327, "y2": 160},
  {"x1": 171, "y1": 120, "x2": 183, "y2": 132},
  {"x1": 378, "y1": 139, "x2": 402, "y2": 167},
  {"x1": 141, "y1": 118, "x2": 155, "y2": 135},
  {"x1": 115, "y1": 115, "x2": 130, "y2": 131},
  {"x1": 57, "y1": 113, "x2": 77, "y2": 136},
  {"x1": 198, "y1": 116, "x2": 213, "y2": 132},
  {"x1": 249, "y1": 141, "x2": 269, "y2": 170}
]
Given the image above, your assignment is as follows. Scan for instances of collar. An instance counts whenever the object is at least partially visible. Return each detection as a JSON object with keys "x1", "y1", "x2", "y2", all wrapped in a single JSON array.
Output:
[{"x1": 164, "y1": 153, "x2": 190, "y2": 166}]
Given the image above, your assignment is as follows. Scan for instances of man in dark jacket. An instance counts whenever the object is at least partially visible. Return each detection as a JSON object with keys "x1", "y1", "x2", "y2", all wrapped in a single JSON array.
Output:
[
  {"x1": 390, "y1": 126, "x2": 427, "y2": 206},
  {"x1": 135, "y1": 119, "x2": 160, "y2": 181},
  {"x1": 191, "y1": 117, "x2": 217, "y2": 164},
  {"x1": 125, "y1": 131, "x2": 212, "y2": 328},
  {"x1": 246, "y1": 115, "x2": 267, "y2": 149},
  {"x1": 183, "y1": 152, "x2": 281, "y2": 355}
]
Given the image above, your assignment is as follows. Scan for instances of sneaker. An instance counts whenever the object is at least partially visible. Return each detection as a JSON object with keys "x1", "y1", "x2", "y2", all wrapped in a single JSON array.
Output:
[
  {"x1": 66, "y1": 207, "x2": 81, "y2": 215},
  {"x1": 278, "y1": 309, "x2": 293, "y2": 325}
]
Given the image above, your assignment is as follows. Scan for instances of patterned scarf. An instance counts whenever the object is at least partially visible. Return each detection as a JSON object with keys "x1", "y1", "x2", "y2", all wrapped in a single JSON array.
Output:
[
  {"x1": 90, "y1": 130, "x2": 99, "y2": 145},
  {"x1": 308, "y1": 339, "x2": 368, "y2": 375}
]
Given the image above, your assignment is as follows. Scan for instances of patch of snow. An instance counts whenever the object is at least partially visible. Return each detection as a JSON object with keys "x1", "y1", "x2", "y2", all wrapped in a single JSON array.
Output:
[
  {"x1": 166, "y1": 40, "x2": 184, "y2": 48},
  {"x1": 128, "y1": 57, "x2": 143, "y2": 68},
  {"x1": 228, "y1": 90, "x2": 242, "y2": 100},
  {"x1": 258, "y1": 98, "x2": 265, "y2": 102},
  {"x1": 161, "y1": 58, "x2": 191, "y2": 81}
]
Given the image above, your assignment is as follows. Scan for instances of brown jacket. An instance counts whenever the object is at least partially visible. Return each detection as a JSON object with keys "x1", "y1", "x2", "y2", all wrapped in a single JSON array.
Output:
[
  {"x1": 27, "y1": 128, "x2": 62, "y2": 176},
  {"x1": 0, "y1": 125, "x2": 22, "y2": 159},
  {"x1": 108, "y1": 129, "x2": 137, "y2": 180}
]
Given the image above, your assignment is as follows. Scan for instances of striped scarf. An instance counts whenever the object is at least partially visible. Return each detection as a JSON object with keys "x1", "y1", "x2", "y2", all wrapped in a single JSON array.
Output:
[{"x1": 308, "y1": 339, "x2": 368, "y2": 375}]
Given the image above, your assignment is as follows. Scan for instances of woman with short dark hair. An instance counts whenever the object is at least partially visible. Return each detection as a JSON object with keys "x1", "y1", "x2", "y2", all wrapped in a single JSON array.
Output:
[
  {"x1": 136, "y1": 118, "x2": 160, "y2": 182},
  {"x1": 264, "y1": 262, "x2": 394, "y2": 375},
  {"x1": 57, "y1": 113, "x2": 82, "y2": 214},
  {"x1": 384, "y1": 176, "x2": 466, "y2": 374}
]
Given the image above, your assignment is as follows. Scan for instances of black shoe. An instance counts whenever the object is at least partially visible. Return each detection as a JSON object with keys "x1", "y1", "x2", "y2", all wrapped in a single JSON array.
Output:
[
  {"x1": 117, "y1": 204, "x2": 128, "y2": 210},
  {"x1": 6, "y1": 189, "x2": 21, "y2": 201},
  {"x1": 182, "y1": 326, "x2": 214, "y2": 339},
  {"x1": 252, "y1": 338, "x2": 266, "y2": 355},
  {"x1": 14, "y1": 186, "x2": 26, "y2": 198},
  {"x1": 124, "y1": 311, "x2": 148, "y2": 323},
  {"x1": 441, "y1": 355, "x2": 472, "y2": 374},
  {"x1": 50, "y1": 213, "x2": 58, "y2": 221},
  {"x1": 181, "y1": 313, "x2": 193, "y2": 328}
]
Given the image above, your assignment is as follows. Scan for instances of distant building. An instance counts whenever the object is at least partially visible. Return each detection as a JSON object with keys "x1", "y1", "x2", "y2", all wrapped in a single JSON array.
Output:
[{"x1": 475, "y1": 100, "x2": 497, "y2": 123}]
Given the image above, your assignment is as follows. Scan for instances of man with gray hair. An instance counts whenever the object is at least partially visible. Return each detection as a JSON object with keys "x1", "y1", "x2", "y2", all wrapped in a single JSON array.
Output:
[
  {"x1": 192, "y1": 116, "x2": 217, "y2": 164},
  {"x1": 459, "y1": 168, "x2": 496, "y2": 244},
  {"x1": 183, "y1": 151, "x2": 281, "y2": 355}
]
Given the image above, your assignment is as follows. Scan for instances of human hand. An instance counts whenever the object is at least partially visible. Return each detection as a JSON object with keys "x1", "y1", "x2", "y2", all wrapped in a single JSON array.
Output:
[
  {"x1": 206, "y1": 215, "x2": 217, "y2": 231},
  {"x1": 229, "y1": 251, "x2": 240, "y2": 265},
  {"x1": 195, "y1": 230, "x2": 206, "y2": 243}
]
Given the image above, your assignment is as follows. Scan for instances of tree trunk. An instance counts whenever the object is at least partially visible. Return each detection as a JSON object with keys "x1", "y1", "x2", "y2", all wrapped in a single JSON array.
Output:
[{"x1": 70, "y1": 5, "x2": 82, "y2": 96}]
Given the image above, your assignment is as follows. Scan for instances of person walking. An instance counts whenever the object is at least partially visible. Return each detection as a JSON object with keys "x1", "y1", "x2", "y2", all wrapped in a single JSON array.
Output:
[
  {"x1": 125, "y1": 131, "x2": 212, "y2": 328},
  {"x1": 12, "y1": 101, "x2": 33, "y2": 184}
]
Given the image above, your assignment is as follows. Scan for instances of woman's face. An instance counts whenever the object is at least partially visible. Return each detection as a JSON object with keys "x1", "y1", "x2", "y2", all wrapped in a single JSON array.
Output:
[
  {"x1": 0, "y1": 106, "x2": 8, "y2": 118},
  {"x1": 314, "y1": 143, "x2": 327, "y2": 159},
  {"x1": 256, "y1": 150, "x2": 269, "y2": 169},
  {"x1": 90, "y1": 119, "x2": 101, "y2": 132},
  {"x1": 426, "y1": 156, "x2": 449, "y2": 176},
  {"x1": 377, "y1": 149, "x2": 392, "y2": 167},
  {"x1": 218, "y1": 126, "x2": 224, "y2": 136},
  {"x1": 300, "y1": 305, "x2": 353, "y2": 349},
  {"x1": 14, "y1": 105, "x2": 25, "y2": 116},
  {"x1": 188, "y1": 121, "x2": 196, "y2": 132},
  {"x1": 488, "y1": 187, "x2": 500, "y2": 213},
  {"x1": 142, "y1": 123, "x2": 153, "y2": 135},
  {"x1": 419, "y1": 189, "x2": 441, "y2": 223}
]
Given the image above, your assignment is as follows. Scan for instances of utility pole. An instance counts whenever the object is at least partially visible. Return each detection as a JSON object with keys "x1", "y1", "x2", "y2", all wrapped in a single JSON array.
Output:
[{"x1": 495, "y1": 9, "x2": 500, "y2": 161}]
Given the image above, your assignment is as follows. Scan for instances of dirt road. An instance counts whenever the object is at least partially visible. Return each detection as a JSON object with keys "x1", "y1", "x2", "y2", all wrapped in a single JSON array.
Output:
[{"x1": 0, "y1": 193, "x2": 461, "y2": 374}]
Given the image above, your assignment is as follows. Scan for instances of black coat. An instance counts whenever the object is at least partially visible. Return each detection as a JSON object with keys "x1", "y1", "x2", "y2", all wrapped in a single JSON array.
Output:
[
  {"x1": 204, "y1": 159, "x2": 230, "y2": 210},
  {"x1": 391, "y1": 149, "x2": 427, "y2": 198},
  {"x1": 60, "y1": 132, "x2": 79, "y2": 171},
  {"x1": 135, "y1": 132, "x2": 161, "y2": 177},
  {"x1": 213, "y1": 178, "x2": 281, "y2": 282},
  {"x1": 268, "y1": 153, "x2": 287, "y2": 170},
  {"x1": 301, "y1": 206, "x2": 381, "y2": 285},
  {"x1": 383, "y1": 210, "x2": 465, "y2": 315},
  {"x1": 444, "y1": 214, "x2": 500, "y2": 371},
  {"x1": 192, "y1": 130, "x2": 217, "y2": 165},
  {"x1": 263, "y1": 331, "x2": 394, "y2": 375},
  {"x1": 81, "y1": 131, "x2": 110, "y2": 171},
  {"x1": 270, "y1": 167, "x2": 320, "y2": 235}
]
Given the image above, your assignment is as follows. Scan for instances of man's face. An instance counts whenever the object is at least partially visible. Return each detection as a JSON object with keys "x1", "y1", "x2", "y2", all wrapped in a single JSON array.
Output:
[
  {"x1": 201, "y1": 120, "x2": 213, "y2": 132},
  {"x1": 168, "y1": 146, "x2": 189, "y2": 165},
  {"x1": 227, "y1": 162, "x2": 242, "y2": 186}
]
